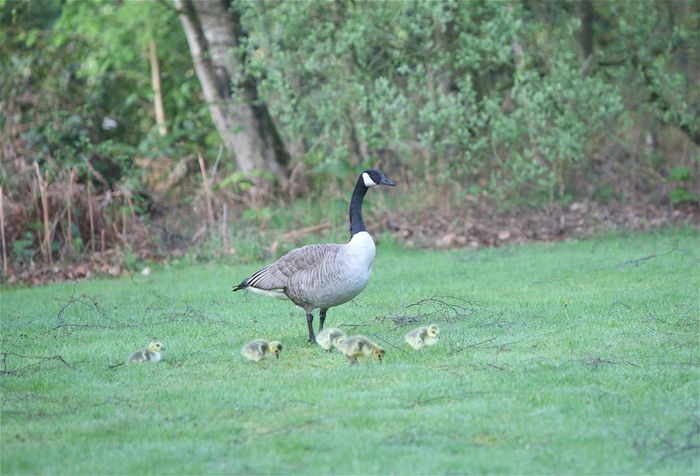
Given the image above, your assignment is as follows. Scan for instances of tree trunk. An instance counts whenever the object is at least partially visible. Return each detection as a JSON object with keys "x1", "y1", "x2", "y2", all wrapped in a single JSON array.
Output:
[
  {"x1": 148, "y1": 39, "x2": 168, "y2": 136},
  {"x1": 174, "y1": 0, "x2": 289, "y2": 184},
  {"x1": 579, "y1": 0, "x2": 594, "y2": 60}
]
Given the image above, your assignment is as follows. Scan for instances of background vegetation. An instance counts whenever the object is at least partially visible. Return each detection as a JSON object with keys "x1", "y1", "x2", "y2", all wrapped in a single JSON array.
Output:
[{"x1": 1, "y1": 0, "x2": 698, "y2": 277}]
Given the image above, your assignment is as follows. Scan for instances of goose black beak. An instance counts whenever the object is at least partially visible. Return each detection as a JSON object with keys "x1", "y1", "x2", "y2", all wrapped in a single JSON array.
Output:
[{"x1": 380, "y1": 176, "x2": 396, "y2": 186}]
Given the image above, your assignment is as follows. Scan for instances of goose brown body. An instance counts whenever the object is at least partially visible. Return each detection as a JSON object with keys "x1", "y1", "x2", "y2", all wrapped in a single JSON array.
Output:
[
  {"x1": 238, "y1": 234, "x2": 375, "y2": 311},
  {"x1": 233, "y1": 169, "x2": 395, "y2": 343}
]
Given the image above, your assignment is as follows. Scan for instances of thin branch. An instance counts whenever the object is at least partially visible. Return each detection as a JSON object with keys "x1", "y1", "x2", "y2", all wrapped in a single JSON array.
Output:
[
  {"x1": 368, "y1": 332, "x2": 409, "y2": 354},
  {"x1": 448, "y1": 336, "x2": 497, "y2": 355},
  {"x1": 616, "y1": 252, "x2": 660, "y2": 269},
  {"x1": 1, "y1": 352, "x2": 74, "y2": 375},
  {"x1": 657, "y1": 443, "x2": 700, "y2": 463}
]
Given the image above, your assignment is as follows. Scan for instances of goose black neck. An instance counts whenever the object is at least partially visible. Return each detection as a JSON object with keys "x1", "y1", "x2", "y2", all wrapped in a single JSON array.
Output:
[{"x1": 349, "y1": 176, "x2": 368, "y2": 238}]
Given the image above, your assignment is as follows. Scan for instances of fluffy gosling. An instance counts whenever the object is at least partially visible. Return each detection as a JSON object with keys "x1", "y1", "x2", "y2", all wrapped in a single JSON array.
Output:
[
  {"x1": 337, "y1": 335, "x2": 385, "y2": 365},
  {"x1": 126, "y1": 339, "x2": 165, "y2": 365},
  {"x1": 316, "y1": 327, "x2": 346, "y2": 352},
  {"x1": 241, "y1": 339, "x2": 283, "y2": 363},
  {"x1": 404, "y1": 324, "x2": 440, "y2": 350}
]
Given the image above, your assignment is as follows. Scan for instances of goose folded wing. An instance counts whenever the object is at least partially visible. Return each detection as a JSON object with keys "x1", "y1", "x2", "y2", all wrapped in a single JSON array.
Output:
[{"x1": 244, "y1": 244, "x2": 340, "y2": 291}]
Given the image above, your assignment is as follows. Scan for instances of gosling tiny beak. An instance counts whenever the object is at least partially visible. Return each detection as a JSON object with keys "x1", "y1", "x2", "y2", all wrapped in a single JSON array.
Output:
[{"x1": 380, "y1": 176, "x2": 396, "y2": 186}]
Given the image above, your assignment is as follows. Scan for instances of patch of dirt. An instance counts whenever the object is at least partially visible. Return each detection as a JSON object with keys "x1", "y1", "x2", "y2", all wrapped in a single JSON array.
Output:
[
  {"x1": 3, "y1": 200, "x2": 698, "y2": 285},
  {"x1": 382, "y1": 199, "x2": 700, "y2": 249}
]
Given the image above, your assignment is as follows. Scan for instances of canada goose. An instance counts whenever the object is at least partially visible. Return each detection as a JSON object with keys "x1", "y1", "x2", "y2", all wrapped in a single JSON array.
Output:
[
  {"x1": 241, "y1": 339, "x2": 283, "y2": 363},
  {"x1": 337, "y1": 335, "x2": 385, "y2": 365},
  {"x1": 404, "y1": 324, "x2": 440, "y2": 350},
  {"x1": 126, "y1": 339, "x2": 164, "y2": 365},
  {"x1": 316, "y1": 327, "x2": 346, "y2": 352},
  {"x1": 233, "y1": 169, "x2": 395, "y2": 343}
]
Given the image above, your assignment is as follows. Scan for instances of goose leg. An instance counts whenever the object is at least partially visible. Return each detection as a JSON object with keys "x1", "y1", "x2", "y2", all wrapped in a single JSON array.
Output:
[
  {"x1": 318, "y1": 308, "x2": 328, "y2": 332},
  {"x1": 306, "y1": 311, "x2": 316, "y2": 344}
]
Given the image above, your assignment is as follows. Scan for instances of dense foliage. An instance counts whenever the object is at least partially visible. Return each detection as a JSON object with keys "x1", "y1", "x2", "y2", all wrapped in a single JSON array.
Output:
[
  {"x1": 0, "y1": 0, "x2": 698, "y2": 271},
  {"x1": 239, "y1": 0, "x2": 698, "y2": 202}
]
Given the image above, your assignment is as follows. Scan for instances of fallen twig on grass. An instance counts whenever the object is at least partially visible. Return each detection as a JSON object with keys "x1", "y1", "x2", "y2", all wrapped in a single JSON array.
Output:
[
  {"x1": 648, "y1": 419, "x2": 700, "y2": 465},
  {"x1": 657, "y1": 443, "x2": 700, "y2": 463},
  {"x1": 390, "y1": 314, "x2": 422, "y2": 327},
  {"x1": 606, "y1": 301, "x2": 633, "y2": 316},
  {"x1": 448, "y1": 336, "x2": 497, "y2": 355},
  {"x1": 368, "y1": 332, "x2": 408, "y2": 354},
  {"x1": 53, "y1": 286, "x2": 114, "y2": 325},
  {"x1": 337, "y1": 318, "x2": 375, "y2": 329},
  {"x1": 584, "y1": 356, "x2": 639, "y2": 367},
  {"x1": 45, "y1": 301, "x2": 212, "y2": 334},
  {"x1": 390, "y1": 295, "x2": 484, "y2": 328},
  {"x1": 1, "y1": 352, "x2": 74, "y2": 375},
  {"x1": 487, "y1": 362, "x2": 510, "y2": 371},
  {"x1": 615, "y1": 247, "x2": 676, "y2": 269},
  {"x1": 44, "y1": 323, "x2": 123, "y2": 334},
  {"x1": 406, "y1": 394, "x2": 478, "y2": 408},
  {"x1": 230, "y1": 420, "x2": 322, "y2": 444},
  {"x1": 406, "y1": 295, "x2": 481, "y2": 320}
]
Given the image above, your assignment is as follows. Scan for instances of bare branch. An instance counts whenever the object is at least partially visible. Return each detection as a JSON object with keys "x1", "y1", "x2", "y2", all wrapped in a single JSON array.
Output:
[{"x1": 1, "y1": 352, "x2": 74, "y2": 375}]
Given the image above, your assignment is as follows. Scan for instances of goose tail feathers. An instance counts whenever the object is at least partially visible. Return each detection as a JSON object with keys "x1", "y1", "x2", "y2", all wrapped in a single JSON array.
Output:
[
  {"x1": 233, "y1": 280, "x2": 249, "y2": 292},
  {"x1": 233, "y1": 277, "x2": 287, "y2": 299}
]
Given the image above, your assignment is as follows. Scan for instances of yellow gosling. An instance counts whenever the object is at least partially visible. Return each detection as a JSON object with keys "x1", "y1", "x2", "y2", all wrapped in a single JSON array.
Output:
[
  {"x1": 316, "y1": 327, "x2": 346, "y2": 352},
  {"x1": 404, "y1": 324, "x2": 440, "y2": 350},
  {"x1": 241, "y1": 339, "x2": 283, "y2": 363},
  {"x1": 337, "y1": 335, "x2": 384, "y2": 366},
  {"x1": 126, "y1": 339, "x2": 164, "y2": 365}
]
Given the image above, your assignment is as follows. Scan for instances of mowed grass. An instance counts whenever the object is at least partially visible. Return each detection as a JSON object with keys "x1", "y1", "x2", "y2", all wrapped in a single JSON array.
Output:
[{"x1": 1, "y1": 228, "x2": 699, "y2": 475}]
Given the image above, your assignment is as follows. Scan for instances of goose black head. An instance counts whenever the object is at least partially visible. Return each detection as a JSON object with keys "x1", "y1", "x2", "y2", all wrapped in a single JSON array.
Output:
[{"x1": 362, "y1": 169, "x2": 396, "y2": 188}]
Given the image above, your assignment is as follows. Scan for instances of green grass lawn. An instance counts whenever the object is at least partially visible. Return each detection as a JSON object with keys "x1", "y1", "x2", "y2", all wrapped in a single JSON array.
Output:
[{"x1": 2, "y1": 228, "x2": 699, "y2": 475}]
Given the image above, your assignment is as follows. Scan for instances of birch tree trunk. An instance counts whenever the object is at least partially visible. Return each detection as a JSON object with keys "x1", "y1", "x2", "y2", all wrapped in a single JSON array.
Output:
[
  {"x1": 174, "y1": 0, "x2": 289, "y2": 184},
  {"x1": 148, "y1": 39, "x2": 168, "y2": 136}
]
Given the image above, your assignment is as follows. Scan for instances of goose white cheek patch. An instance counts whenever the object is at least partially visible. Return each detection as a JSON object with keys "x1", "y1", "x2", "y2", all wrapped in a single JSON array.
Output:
[{"x1": 362, "y1": 172, "x2": 377, "y2": 187}]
